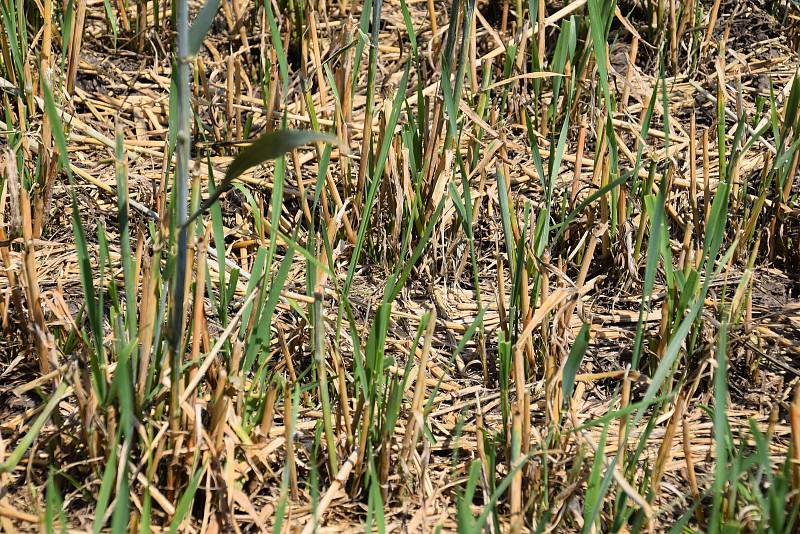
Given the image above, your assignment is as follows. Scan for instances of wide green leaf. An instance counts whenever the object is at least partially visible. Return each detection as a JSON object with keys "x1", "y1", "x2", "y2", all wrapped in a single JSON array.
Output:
[
  {"x1": 188, "y1": 0, "x2": 220, "y2": 55},
  {"x1": 562, "y1": 323, "x2": 590, "y2": 406},
  {"x1": 185, "y1": 130, "x2": 339, "y2": 226}
]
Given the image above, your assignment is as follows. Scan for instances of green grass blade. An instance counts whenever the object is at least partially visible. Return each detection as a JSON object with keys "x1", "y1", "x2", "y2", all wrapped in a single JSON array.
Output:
[
  {"x1": 188, "y1": 0, "x2": 220, "y2": 55},
  {"x1": 168, "y1": 460, "x2": 207, "y2": 534},
  {"x1": 710, "y1": 319, "x2": 731, "y2": 531},
  {"x1": 185, "y1": 130, "x2": 340, "y2": 227},
  {"x1": 563, "y1": 323, "x2": 590, "y2": 406},
  {"x1": 0, "y1": 381, "x2": 69, "y2": 473},
  {"x1": 41, "y1": 75, "x2": 107, "y2": 397},
  {"x1": 92, "y1": 429, "x2": 120, "y2": 534},
  {"x1": 343, "y1": 61, "x2": 410, "y2": 298},
  {"x1": 45, "y1": 468, "x2": 67, "y2": 534},
  {"x1": 115, "y1": 127, "x2": 137, "y2": 339}
]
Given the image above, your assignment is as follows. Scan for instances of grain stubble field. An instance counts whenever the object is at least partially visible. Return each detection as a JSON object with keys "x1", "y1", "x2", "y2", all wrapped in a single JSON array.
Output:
[{"x1": 1, "y1": 0, "x2": 800, "y2": 531}]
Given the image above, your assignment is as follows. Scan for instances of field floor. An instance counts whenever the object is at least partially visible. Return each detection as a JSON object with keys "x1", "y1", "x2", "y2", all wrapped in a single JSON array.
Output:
[{"x1": 2, "y1": 0, "x2": 800, "y2": 531}]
